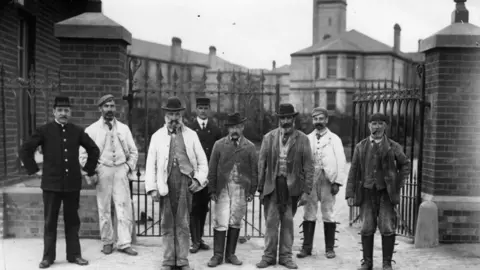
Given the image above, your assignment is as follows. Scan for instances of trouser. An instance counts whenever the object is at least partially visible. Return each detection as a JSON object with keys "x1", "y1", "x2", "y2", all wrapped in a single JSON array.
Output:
[
  {"x1": 303, "y1": 169, "x2": 336, "y2": 222},
  {"x1": 190, "y1": 185, "x2": 209, "y2": 244},
  {"x1": 160, "y1": 165, "x2": 193, "y2": 267},
  {"x1": 262, "y1": 176, "x2": 299, "y2": 263},
  {"x1": 360, "y1": 187, "x2": 396, "y2": 236},
  {"x1": 213, "y1": 181, "x2": 247, "y2": 231},
  {"x1": 96, "y1": 164, "x2": 133, "y2": 249},
  {"x1": 42, "y1": 190, "x2": 81, "y2": 262}
]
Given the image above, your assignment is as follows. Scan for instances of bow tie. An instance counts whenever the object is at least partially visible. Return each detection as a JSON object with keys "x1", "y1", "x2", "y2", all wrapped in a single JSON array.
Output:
[{"x1": 168, "y1": 129, "x2": 177, "y2": 135}]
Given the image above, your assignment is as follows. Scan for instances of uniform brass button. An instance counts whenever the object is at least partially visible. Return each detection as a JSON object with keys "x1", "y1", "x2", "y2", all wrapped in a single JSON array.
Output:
[
  {"x1": 63, "y1": 139, "x2": 66, "y2": 142},
  {"x1": 65, "y1": 159, "x2": 68, "y2": 162}
]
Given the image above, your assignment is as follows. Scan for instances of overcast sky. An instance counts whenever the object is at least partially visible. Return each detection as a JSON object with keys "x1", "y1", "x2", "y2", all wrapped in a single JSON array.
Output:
[{"x1": 102, "y1": 0, "x2": 480, "y2": 69}]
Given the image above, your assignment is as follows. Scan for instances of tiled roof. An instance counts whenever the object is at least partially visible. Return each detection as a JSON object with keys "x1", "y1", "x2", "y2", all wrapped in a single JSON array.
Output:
[
  {"x1": 292, "y1": 29, "x2": 422, "y2": 62},
  {"x1": 127, "y1": 38, "x2": 248, "y2": 71}
]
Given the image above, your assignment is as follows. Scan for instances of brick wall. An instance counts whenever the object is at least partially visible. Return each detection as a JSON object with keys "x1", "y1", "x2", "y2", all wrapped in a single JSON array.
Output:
[
  {"x1": 57, "y1": 39, "x2": 128, "y2": 127},
  {"x1": 0, "y1": 2, "x2": 79, "y2": 178},
  {"x1": 3, "y1": 188, "x2": 99, "y2": 238},
  {"x1": 0, "y1": 191, "x2": 4, "y2": 238},
  {"x1": 439, "y1": 209, "x2": 480, "y2": 243},
  {"x1": 422, "y1": 48, "x2": 480, "y2": 197}
]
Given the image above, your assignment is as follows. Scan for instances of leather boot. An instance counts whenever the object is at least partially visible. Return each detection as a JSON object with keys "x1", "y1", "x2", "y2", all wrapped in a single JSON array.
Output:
[
  {"x1": 382, "y1": 234, "x2": 396, "y2": 270},
  {"x1": 324, "y1": 222, "x2": 336, "y2": 259},
  {"x1": 225, "y1": 227, "x2": 242, "y2": 265},
  {"x1": 358, "y1": 235, "x2": 374, "y2": 270},
  {"x1": 207, "y1": 230, "x2": 226, "y2": 267},
  {"x1": 198, "y1": 213, "x2": 209, "y2": 250},
  {"x1": 189, "y1": 216, "x2": 199, "y2": 253},
  {"x1": 296, "y1": 221, "x2": 315, "y2": 258}
]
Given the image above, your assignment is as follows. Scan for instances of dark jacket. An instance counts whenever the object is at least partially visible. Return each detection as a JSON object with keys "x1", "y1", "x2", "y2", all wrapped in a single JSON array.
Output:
[
  {"x1": 345, "y1": 136, "x2": 410, "y2": 206},
  {"x1": 208, "y1": 136, "x2": 258, "y2": 197},
  {"x1": 189, "y1": 118, "x2": 222, "y2": 161},
  {"x1": 19, "y1": 121, "x2": 100, "y2": 192},
  {"x1": 257, "y1": 128, "x2": 314, "y2": 199}
]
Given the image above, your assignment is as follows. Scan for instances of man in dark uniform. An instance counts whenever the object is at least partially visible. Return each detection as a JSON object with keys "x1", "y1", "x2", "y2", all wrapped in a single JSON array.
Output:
[
  {"x1": 188, "y1": 97, "x2": 222, "y2": 253},
  {"x1": 19, "y1": 96, "x2": 100, "y2": 269}
]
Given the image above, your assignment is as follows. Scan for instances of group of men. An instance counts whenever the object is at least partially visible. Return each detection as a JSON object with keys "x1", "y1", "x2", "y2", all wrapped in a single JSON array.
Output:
[{"x1": 20, "y1": 93, "x2": 410, "y2": 270}]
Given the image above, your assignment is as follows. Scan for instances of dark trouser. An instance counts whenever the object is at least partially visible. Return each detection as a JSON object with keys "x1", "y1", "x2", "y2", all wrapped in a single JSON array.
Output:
[
  {"x1": 190, "y1": 186, "x2": 209, "y2": 244},
  {"x1": 262, "y1": 176, "x2": 299, "y2": 263},
  {"x1": 360, "y1": 187, "x2": 396, "y2": 236},
  {"x1": 42, "y1": 190, "x2": 81, "y2": 262},
  {"x1": 160, "y1": 165, "x2": 193, "y2": 267}
]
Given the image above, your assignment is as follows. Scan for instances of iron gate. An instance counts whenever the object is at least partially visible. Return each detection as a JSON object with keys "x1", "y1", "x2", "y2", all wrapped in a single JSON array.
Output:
[
  {"x1": 124, "y1": 58, "x2": 281, "y2": 238},
  {"x1": 348, "y1": 64, "x2": 427, "y2": 238}
]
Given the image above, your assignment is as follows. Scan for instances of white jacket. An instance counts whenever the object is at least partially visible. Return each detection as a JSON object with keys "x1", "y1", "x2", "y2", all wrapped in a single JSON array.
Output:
[
  {"x1": 79, "y1": 118, "x2": 139, "y2": 172},
  {"x1": 144, "y1": 125, "x2": 208, "y2": 196},
  {"x1": 308, "y1": 128, "x2": 347, "y2": 186}
]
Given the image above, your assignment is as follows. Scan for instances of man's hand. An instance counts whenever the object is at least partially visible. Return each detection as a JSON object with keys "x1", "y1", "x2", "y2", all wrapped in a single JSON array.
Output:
[
  {"x1": 246, "y1": 194, "x2": 253, "y2": 202},
  {"x1": 347, "y1": 197, "x2": 355, "y2": 207},
  {"x1": 189, "y1": 178, "x2": 202, "y2": 193},
  {"x1": 150, "y1": 190, "x2": 160, "y2": 202},
  {"x1": 85, "y1": 174, "x2": 98, "y2": 186},
  {"x1": 35, "y1": 169, "x2": 42, "y2": 177},
  {"x1": 210, "y1": 193, "x2": 218, "y2": 202},
  {"x1": 297, "y1": 193, "x2": 309, "y2": 207},
  {"x1": 331, "y1": 183, "x2": 340, "y2": 195}
]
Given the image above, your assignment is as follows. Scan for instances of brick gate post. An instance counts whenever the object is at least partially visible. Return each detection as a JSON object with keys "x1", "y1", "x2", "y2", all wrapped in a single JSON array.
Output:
[
  {"x1": 54, "y1": 2, "x2": 131, "y2": 127},
  {"x1": 417, "y1": 0, "x2": 480, "y2": 244}
]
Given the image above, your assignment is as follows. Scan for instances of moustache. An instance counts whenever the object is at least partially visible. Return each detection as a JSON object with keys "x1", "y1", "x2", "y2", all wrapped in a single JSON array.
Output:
[
  {"x1": 314, "y1": 123, "x2": 325, "y2": 129},
  {"x1": 230, "y1": 132, "x2": 239, "y2": 137},
  {"x1": 281, "y1": 122, "x2": 292, "y2": 128},
  {"x1": 169, "y1": 120, "x2": 179, "y2": 125}
]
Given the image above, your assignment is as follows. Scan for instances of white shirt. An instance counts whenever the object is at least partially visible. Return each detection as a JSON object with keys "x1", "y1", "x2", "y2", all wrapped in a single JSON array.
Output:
[{"x1": 197, "y1": 117, "x2": 208, "y2": 129}]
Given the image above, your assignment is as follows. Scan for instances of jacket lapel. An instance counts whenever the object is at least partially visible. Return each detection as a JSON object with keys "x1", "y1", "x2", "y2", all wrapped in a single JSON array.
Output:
[{"x1": 287, "y1": 130, "x2": 299, "y2": 155}]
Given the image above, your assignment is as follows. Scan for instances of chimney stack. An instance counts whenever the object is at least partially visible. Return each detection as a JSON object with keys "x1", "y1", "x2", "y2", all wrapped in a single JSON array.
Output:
[
  {"x1": 171, "y1": 37, "x2": 182, "y2": 63},
  {"x1": 418, "y1": 39, "x2": 422, "y2": 52},
  {"x1": 209, "y1": 46, "x2": 216, "y2": 56},
  {"x1": 452, "y1": 0, "x2": 469, "y2": 23},
  {"x1": 208, "y1": 45, "x2": 217, "y2": 69},
  {"x1": 272, "y1": 60, "x2": 276, "y2": 70},
  {"x1": 393, "y1": 23, "x2": 401, "y2": 52}
]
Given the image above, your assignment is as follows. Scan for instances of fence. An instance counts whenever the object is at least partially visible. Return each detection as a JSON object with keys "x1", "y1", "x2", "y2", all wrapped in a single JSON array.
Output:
[
  {"x1": 348, "y1": 64, "x2": 427, "y2": 238},
  {"x1": 125, "y1": 61, "x2": 281, "y2": 238},
  {"x1": 0, "y1": 63, "x2": 61, "y2": 178}
]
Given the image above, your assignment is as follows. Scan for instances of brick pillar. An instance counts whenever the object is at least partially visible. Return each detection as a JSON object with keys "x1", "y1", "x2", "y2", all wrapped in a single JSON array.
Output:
[
  {"x1": 419, "y1": 0, "x2": 480, "y2": 243},
  {"x1": 54, "y1": 10, "x2": 132, "y2": 127}
]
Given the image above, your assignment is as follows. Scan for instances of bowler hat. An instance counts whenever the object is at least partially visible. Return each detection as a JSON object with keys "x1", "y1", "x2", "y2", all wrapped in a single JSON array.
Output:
[
  {"x1": 276, "y1": 103, "x2": 298, "y2": 117},
  {"x1": 97, "y1": 94, "x2": 115, "y2": 107},
  {"x1": 196, "y1": 97, "x2": 210, "y2": 106},
  {"x1": 53, "y1": 96, "x2": 71, "y2": 108},
  {"x1": 224, "y1": 112, "x2": 247, "y2": 126},
  {"x1": 162, "y1": 96, "x2": 185, "y2": 111},
  {"x1": 369, "y1": 113, "x2": 389, "y2": 124}
]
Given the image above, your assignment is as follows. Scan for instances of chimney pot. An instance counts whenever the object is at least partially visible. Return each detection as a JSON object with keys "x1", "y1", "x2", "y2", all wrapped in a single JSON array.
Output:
[
  {"x1": 452, "y1": 0, "x2": 469, "y2": 23},
  {"x1": 393, "y1": 23, "x2": 401, "y2": 52},
  {"x1": 272, "y1": 60, "x2": 276, "y2": 70},
  {"x1": 209, "y1": 46, "x2": 216, "y2": 55},
  {"x1": 85, "y1": 0, "x2": 102, "y2": 13},
  {"x1": 172, "y1": 37, "x2": 182, "y2": 47},
  {"x1": 418, "y1": 39, "x2": 422, "y2": 52}
]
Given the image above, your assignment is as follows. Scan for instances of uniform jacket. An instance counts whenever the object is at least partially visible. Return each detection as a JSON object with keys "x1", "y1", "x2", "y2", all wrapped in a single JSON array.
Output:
[
  {"x1": 208, "y1": 136, "x2": 258, "y2": 197},
  {"x1": 189, "y1": 118, "x2": 222, "y2": 161},
  {"x1": 144, "y1": 124, "x2": 209, "y2": 196},
  {"x1": 345, "y1": 136, "x2": 410, "y2": 206},
  {"x1": 19, "y1": 121, "x2": 100, "y2": 192},
  {"x1": 257, "y1": 128, "x2": 314, "y2": 199},
  {"x1": 79, "y1": 117, "x2": 139, "y2": 172},
  {"x1": 307, "y1": 128, "x2": 347, "y2": 186}
]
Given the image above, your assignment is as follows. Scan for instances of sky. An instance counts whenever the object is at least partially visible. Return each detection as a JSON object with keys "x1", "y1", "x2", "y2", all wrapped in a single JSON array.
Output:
[{"x1": 101, "y1": 0, "x2": 480, "y2": 69}]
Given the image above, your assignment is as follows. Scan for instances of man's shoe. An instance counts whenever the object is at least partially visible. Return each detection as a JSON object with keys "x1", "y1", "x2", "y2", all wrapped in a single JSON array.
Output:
[
  {"x1": 38, "y1": 260, "x2": 53, "y2": 269},
  {"x1": 119, "y1": 247, "x2": 138, "y2": 256},
  {"x1": 68, "y1": 257, "x2": 89, "y2": 266},
  {"x1": 279, "y1": 260, "x2": 298, "y2": 269},
  {"x1": 199, "y1": 240, "x2": 210, "y2": 250},
  {"x1": 102, "y1": 244, "x2": 113, "y2": 255},
  {"x1": 256, "y1": 259, "x2": 275, "y2": 268},
  {"x1": 189, "y1": 243, "x2": 200, "y2": 253}
]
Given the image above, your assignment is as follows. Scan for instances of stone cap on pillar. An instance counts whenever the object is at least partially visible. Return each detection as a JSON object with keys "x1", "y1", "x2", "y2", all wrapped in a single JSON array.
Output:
[
  {"x1": 420, "y1": 0, "x2": 480, "y2": 52},
  {"x1": 54, "y1": 12, "x2": 132, "y2": 45}
]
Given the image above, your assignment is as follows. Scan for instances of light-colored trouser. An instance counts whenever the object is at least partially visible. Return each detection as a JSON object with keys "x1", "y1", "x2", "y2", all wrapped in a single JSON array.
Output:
[
  {"x1": 96, "y1": 164, "x2": 133, "y2": 249},
  {"x1": 303, "y1": 169, "x2": 336, "y2": 222},
  {"x1": 213, "y1": 181, "x2": 247, "y2": 231}
]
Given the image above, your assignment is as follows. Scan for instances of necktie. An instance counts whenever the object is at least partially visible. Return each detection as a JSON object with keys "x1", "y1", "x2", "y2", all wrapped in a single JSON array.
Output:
[
  {"x1": 202, "y1": 122, "x2": 206, "y2": 130},
  {"x1": 105, "y1": 121, "x2": 112, "y2": 130},
  {"x1": 233, "y1": 139, "x2": 238, "y2": 147},
  {"x1": 282, "y1": 135, "x2": 288, "y2": 145},
  {"x1": 316, "y1": 133, "x2": 321, "y2": 140}
]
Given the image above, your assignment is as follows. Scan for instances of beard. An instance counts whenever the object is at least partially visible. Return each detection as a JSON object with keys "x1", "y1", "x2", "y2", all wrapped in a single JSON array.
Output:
[
  {"x1": 230, "y1": 131, "x2": 239, "y2": 139},
  {"x1": 281, "y1": 122, "x2": 292, "y2": 129},
  {"x1": 104, "y1": 111, "x2": 114, "y2": 119}
]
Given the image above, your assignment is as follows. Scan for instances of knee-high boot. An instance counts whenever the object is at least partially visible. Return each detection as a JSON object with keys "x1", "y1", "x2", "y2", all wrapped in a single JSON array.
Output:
[
  {"x1": 296, "y1": 221, "x2": 315, "y2": 258},
  {"x1": 207, "y1": 230, "x2": 226, "y2": 267},
  {"x1": 225, "y1": 227, "x2": 242, "y2": 265}
]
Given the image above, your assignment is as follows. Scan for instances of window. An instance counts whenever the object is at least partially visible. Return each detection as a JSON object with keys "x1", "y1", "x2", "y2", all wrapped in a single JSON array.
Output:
[
  {"x1": 326, "y1": 90, "x2": 336, "y2": 111},
  {"x1": 314, "y1": 57, "x2": 320, "y2": 79},
  {"x1": 18, "y1": 17, "x2": 29, "y2": 78},
  {"x1": 347, "y1": 57, "x2": 356, "y2": 79},
  {"x1": 314, "y1": 91, "x2": 320, "y2": 107},
  {"x1": 327, "y1": 56, "x2": 337, "y2": 78},
  {"x1": 323, "y1": 34, "x2": 331, "y2": 40}
]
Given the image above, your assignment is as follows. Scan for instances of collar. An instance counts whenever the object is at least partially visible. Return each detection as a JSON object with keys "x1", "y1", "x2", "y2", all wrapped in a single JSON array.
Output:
[
  {"x1": 54, "y1": 119, "x2": 65, "y2": 127},
  {"x1": 168, "y1": 124, "x2": 183, "y2": 135},
  {"x1": 229, "y1": 135, "x2": 243, "y2": 143},
  {"x1": 370, "y1": 135, "x2": 383, "y2": 144},
  {"x1": 101, "y1": 117, "x2": 117, "y2": 129},
  {"x1": 316, "y1": 128, "x2": 328, "y2": 138},
  {"x1": 197, "y1": 117, "x2": 208, "y2": 127}
]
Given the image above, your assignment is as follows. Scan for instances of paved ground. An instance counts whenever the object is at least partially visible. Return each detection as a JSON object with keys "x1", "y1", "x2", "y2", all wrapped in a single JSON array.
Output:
[{"x1": 2, "y1": 163, "x2": 480, "y2": 269}]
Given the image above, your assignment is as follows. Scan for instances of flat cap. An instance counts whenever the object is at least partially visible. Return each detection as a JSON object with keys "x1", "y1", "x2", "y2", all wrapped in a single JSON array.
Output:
[
  {"x1": 369, "y1": 113, "x2": 389, "y2": 123},
  {"x1": 311, "y1": 107, "x2": 328, "y2": 117},
  {"x1": 97, "y1": 94, "x2": 115, "y2": 107}
]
